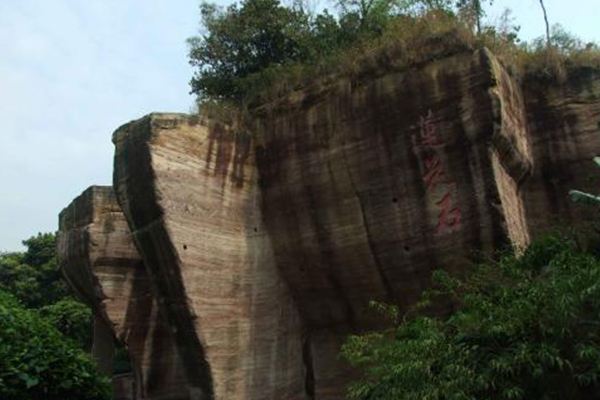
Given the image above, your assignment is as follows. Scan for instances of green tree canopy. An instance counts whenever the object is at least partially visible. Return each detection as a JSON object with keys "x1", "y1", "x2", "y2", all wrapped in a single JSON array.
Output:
[
  {"x1": 187, "y1": 0, "x2": 409, "y2": 103},
  {"x1": 0, "y1": 233, "x2": 70, "y2": 308},
  {"x1": 38, "y1": 299, "x2": 93, "y2": 351},
  {"x1": 0, "y1": 232, "x2": 94, "y2": 351},
  {"x1": 188, "y1": 0, "x2": 313, "y2": 101}
]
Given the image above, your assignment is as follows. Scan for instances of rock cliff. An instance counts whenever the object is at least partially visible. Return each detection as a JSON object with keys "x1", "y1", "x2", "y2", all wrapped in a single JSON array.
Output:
[
  {"x1": 112, "y1": 115, "x2": 305, "y2": 400},
  {"x1": 57, "y1": 48, "x2": 600, "y2": 400}
]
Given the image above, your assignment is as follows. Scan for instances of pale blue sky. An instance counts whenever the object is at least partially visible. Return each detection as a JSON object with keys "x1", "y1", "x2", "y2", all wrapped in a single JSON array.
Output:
[{"x1": 0, "y1": 0, "x2": 598, "y2": 251}]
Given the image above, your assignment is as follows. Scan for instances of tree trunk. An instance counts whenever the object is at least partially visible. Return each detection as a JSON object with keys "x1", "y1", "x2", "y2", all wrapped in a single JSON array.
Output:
[
  {"x1": 475, "y1": 0, "x2": 481, "y2": 34},
  {"x1": 539, "y1": 0, "x2": 551, "y2": 48}
]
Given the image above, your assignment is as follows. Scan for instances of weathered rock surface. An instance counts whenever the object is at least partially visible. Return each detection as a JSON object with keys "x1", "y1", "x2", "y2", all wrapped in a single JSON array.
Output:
[
  {"x1": 58, "y1": 186, "x2": 189, "y2": 400},
  {"x1": 521, "y1": 68, "x2": 600, "y2": 236},
  {"x1": 112, "y1": 116, "x2": 306, "y2": 400},
  {"x1": 58, "y1": 47, "x2": 600, "y2": 400},
  {"x1": 251, "y1": 48, "x2": 532, "y2": 397}
]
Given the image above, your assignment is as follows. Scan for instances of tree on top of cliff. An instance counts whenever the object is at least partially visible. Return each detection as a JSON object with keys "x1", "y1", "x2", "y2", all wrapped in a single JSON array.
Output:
[
  {"x1": 188, "y1": 0, "x2": 312, "y2": 102},
  {"x1": 187, "y1": 0, "x2": 505, "y2": 106},
  {"x1": 188, "y1": 0, "x2": 404, "y2": 104},
  {"x1": 342, "y1": 233, "x2": 600, "y2": 400},
  {"x1": 188, "y1": 0, "x2": 600, "y2": 108}
]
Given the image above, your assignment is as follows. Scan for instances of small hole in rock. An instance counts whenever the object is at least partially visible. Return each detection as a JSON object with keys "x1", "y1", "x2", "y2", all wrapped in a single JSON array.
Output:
[
  {"x1": 183, "y1": 244, "x2": 188, "y2": 250},
  {"x1": 392, "y1": 198, "x2": 398, "y2": 203},
  {"x1": 253, "y1": 228, "x2": 258, "y2": 232},
  {"x1": 404, "y1": 245, "x2": 410, "y2": 252}
]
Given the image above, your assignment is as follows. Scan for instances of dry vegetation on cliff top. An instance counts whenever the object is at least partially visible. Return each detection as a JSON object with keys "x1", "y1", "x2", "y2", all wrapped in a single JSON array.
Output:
[
  {"x1": 242, "y1": 11, "x2": 600, "y2": 107},
  {"x1": 193, "y1": 9, "x2": 600, "y2": 120}
]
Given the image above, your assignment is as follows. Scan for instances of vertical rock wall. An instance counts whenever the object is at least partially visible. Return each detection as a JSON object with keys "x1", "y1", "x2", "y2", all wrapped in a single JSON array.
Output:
[
  {"x1": 112, "y1": 115, "x2": 307, "y2": 400},
  {"x1": 251, "y1": 48, "x2": 531, "y2": 397}
]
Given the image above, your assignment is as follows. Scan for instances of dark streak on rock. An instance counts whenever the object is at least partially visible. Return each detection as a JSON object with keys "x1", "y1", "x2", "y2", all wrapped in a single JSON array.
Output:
[
  {"x1": 302, "y1": 331, "x2": 316, "y2": 400},
  {"x1": 340, "y1": 138, "x2": 395, "y2": 305},
  {"x1": 113, "y1": 116, "x2": 215, "y2": 399},
  {"x1": 231, "y1": 131, "x2": 251, "y2": 188}
]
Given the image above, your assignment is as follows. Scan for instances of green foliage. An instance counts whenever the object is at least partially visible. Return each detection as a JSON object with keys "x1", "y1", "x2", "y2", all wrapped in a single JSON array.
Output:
[
  {"x1": 509, "y1": 24, "x2": 600, "y2": 80},
  {"x1": 455, "y1": 0, "x2": 493, "y2": 32},
  {"x1": 0, "y1": 290, "x2": 111, "y2": 400},
  {"x1": 188, "y1": 0, "x2": 407, "y2": 103},
  {"x1": 342, "y1": 234, "x2": 600, "y2": 400},
  {"x1": 528, "y1": 24, "x2": 599, "y2": 57},
  {"x1": 0, "y1": 233, "x2": 70, "y2": 308},
  {"x1": 0, "y1": 232, "x2": 94, "y2": 352},
  {"x1": 188, "y1": 0, "x2": 313, "y2": 102},
  {"x1": 38, "y1": 299, "x2": 93, "y2": 351},
  {"x1": 22, "y1": 233, "x2": 57, "y2": 266},
  {"x1": 189, "y1": 0, "x2": 600, "y2": 108}
]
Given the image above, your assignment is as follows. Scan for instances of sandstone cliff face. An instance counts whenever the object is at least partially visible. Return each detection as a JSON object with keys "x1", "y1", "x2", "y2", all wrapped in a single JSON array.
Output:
[
  {"x1": 251, "y1": 48, "x2": 532, "y2": 397},
  {"x1": 58, "y1": 186, "x2": 188, "y2": 400},
  {"x1": 112, "y1": 115, "x2": 306, "y2": 400},
  {"x1": 57, "y1": 48, "x2": 600, "y2": 400}
]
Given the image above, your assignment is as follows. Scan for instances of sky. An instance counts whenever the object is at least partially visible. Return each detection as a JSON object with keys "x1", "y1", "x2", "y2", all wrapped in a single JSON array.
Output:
[{"x1": 0, "y1": 0, "x2": 599, "y2": 251}]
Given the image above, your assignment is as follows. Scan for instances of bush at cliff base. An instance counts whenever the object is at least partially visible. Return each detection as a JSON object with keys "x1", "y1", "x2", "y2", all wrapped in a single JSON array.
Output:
[
  {"x1": 0, "y1": 290, "x2": 111, "y2": 400},
  {"x1": 342, "y1": 234, "x2": 600, "y2": 400}
]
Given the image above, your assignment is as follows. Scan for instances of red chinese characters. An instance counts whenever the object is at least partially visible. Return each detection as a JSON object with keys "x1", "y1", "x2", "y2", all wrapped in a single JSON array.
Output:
[{"x1": 412, "y1": 110, "x2": 462, "y2": 233}]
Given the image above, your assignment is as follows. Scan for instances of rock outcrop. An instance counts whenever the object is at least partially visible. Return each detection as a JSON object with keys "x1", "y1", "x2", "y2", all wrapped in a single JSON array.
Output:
[
  {"x1": 112, "y1": 115, "x2": 306, "y2": 400},
  {"x1": 57, "y1": 48, "x2": 600, "y2": 400},
  {"x1": 58, "y1": 186, "x2": 189, "y2": 400}
]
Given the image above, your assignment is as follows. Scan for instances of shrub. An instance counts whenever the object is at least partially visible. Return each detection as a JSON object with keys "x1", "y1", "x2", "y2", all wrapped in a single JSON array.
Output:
[
  {"x1": 38, "y1": 299, "x2": 93, "y2": 351},
  {"x1": 0, "y1": 233, "x2": 71, "y2": 309},
  {"x1": 342, "y1": 234, "x2": 600, "y2": 400},
  {"x1": 0, "y1": 290, "x2": 110, "y2": 400}
]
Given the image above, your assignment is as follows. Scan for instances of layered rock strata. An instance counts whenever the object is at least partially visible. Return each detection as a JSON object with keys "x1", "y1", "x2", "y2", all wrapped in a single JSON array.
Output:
[
  {"x1": 58, "y1": 186, "x2": 189, "y2": 400},
  {"x1": 58, "y1": 48, "x2": 600, "y2": 400},
  {"x1": 112, "y1": 116, "x2": 306, "y2": 400},
  {"x1": 251, "y1": 48, "x2": 532, "y2": 396}
]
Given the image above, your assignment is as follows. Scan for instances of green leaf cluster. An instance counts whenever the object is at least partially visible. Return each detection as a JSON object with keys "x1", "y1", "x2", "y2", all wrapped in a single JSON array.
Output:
[
  {"x1": 0, "y1": 233, "x2": 70, "y2": 309},
  {"x1": 0, "y1": 290, "x2": 111, "y2": 400},
  {"x1": 188, "y1": 0, "x2": 312, "y2": 101},
  {"x1": 0, "y1": 233, "x2": 93, "y2": 348},
  {"x1": 342, "y1": 234, "x2": 600, "y2": 399},
  {"x1": 38, "y1": 299, "x2": 93, "y2": 351}
]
